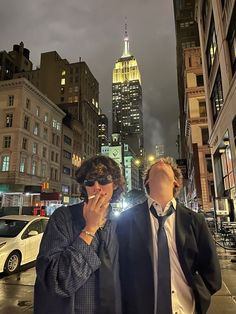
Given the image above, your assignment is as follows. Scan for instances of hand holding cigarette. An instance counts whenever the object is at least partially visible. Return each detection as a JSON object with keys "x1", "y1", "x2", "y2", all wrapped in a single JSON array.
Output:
[{"x1": 82, "y1": 191, "x2": 109, "y2": 234}]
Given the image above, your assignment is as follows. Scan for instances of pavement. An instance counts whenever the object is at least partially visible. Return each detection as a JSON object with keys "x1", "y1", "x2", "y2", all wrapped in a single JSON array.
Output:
[{"x1": 0, "y1": 248, "x2": 235, "y2": 314}]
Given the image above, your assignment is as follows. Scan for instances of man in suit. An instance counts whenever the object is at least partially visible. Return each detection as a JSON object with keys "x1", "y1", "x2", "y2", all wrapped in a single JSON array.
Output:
[{"x1": 117, "y1": 157, "x2": 221, "y2": 314}]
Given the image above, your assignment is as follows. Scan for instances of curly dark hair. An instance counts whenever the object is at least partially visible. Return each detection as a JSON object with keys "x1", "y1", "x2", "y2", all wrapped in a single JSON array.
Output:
[{"x1": 75, "y1": 155, "x2": 125, "y2": 202}]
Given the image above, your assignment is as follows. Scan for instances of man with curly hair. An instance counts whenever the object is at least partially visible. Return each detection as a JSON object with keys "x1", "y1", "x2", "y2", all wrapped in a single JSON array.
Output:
[
  {"x1": 34, "y1": 156, "x2": 124, "y2": 314},
  {"x1": 117, "y1": 157, "x2": 221, "y2": 314}
]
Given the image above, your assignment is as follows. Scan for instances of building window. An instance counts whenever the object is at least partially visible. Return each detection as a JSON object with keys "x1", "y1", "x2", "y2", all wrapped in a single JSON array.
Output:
[
  {"x1": 19, "y1": 156, "x2": 26, "y2": 173},
  {"x1": 33, "y1": 123, "x2": 39, "y2": 136},
  {"x1": 26, "y1": 98, "x2": 31, "y2": 109},
  {"x1": 1, "y1": 155, "x2": 10, "y2": 171},
  {"x1": 63, "y1": 166, "x2": 71, "y2": 175},
  {"x1": 227, "y1": 4, "x2": 236, "y2": 75},
  {"x1": 64, "y1": 135, "x2": 72, "y2": 145},
  {"x1": 221, "y1": 147, "x2": 235, "y2": 191},
  {"x1": 61, "y1": 78, "x2": 65, "y2": 85},
  {"x1": 36, "y1": 106, "x2": 40, "y2": 117},
  {"x1": 51, "y1": 151, "x2": 54, "y2": 161},
  {"x1": 199, "y1": 101, "x2": 207, "y2": 117},
  {"x1": 3, "y1": 136, "x2": 11, "y2": 148},
  {"x1": 33, "y1": 142, "x2": 38, "y2": 154},
  {"x1": 42, "y1": 163, "x2": 46, "y2": 177},
  {"x1": 210, "y1": 70, "x2": 224, "y2": 121},
  {"x1": 196, "y1": 75, "x2": 204, "y2": 86},
  {"x1": 22, "y1": 138, "x2": 28, "y2": 150},
  {"x1": 43, "y1": 128, "x2": 48, "y2": 140},
  {"x1": 52, "y1": 133, "x2": 56, "y2": 145},
  {"x1": 233, "y1": 116, "x2": 236, "y2": 148},
  {"x1": 62, "y1": 185, "x2": 70, "y2": 193},
  {"x1": 55, "y1": 153, "x2": 58, "y2": 163},
  {"x1": 50, "y1": 167, "x2": 53, "y2": 179},
  {"x1": 32, "y1": 160, "x2": 37, "y2": 175},
  {"x1": 63, "y1": 150, "x2": 72, "y2": 159},
  {"x1": 201, "y1": 128, "x2": 209, "y2": 145},
  {"x1": 74, "y1": 86, "x2": 79, "y2": 92},
  {"x1": 206, "y1": 18, "x2": 217, "y2": 74},
  {"x1": 55, "y1": 169, "x2": 58, "y2": 181},
  {"x1": 24, "y1": 115, "x2": 30, "y2": 130},
  {"x1": 206, "y1": 154, "x2": 213, "y2": 173},
  {"x1": 56, "y1": 135, "x2": 60, "y2": 146},
  {"x1": 44, "y1": 113, "x2": 49, "y2": 122},
  {"x1": 42, "y1": 147, "x2": 47, "y2": 158},
  {"x1": 202, "y1": 0, "x2": 210, "y2": 30},
  {"x1": 6, "y1": 114, "x2": 13, "y2": 127},
  {"x1": 8, "y1": 95, "x2": 14, "y2": 106}
]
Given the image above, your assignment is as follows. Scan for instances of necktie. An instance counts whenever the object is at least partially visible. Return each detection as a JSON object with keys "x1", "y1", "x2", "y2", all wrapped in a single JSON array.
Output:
[
  {"x1": 150, "y1": 205, "x2": 174, "y2": 314},
  {"x1": 97, "y1": 226, "x2": 116, "y2": 314}
]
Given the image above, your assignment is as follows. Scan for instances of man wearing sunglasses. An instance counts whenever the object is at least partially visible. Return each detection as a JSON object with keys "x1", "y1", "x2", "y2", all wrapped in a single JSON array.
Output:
[{"x1": 34, "y1": 156, "x2": 124, "y2": 314}]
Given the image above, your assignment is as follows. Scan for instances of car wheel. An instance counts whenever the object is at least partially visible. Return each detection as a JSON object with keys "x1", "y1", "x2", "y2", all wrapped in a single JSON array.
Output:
[{"x1": 4, "y1": 251, "x2": 21, "y2": 275}]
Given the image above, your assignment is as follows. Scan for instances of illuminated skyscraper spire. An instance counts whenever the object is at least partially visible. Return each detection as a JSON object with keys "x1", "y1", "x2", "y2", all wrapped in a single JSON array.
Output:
[{"x1": 122, "y1": 18, "x2": 130, "y2": 57}]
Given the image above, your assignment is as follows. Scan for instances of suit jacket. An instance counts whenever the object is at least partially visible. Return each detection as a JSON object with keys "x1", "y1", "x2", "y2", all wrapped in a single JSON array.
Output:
[{"x1": 117, "y1": 200, "x2": 222, "y2": 314}]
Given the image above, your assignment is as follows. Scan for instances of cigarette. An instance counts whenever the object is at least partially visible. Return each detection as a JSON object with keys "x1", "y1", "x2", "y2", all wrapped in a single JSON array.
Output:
[{"x1": 88, "y1": 195, "x2": 96, "y2": 200}]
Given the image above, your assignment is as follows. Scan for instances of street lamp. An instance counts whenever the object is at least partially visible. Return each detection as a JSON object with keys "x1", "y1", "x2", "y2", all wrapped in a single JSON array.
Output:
[{"x1": 148, "y1": 155, "x2": 155, "y2": 163}]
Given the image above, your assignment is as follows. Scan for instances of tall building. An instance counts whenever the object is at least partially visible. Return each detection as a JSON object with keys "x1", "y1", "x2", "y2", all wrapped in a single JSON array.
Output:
[
  {"x1": 196, "y1": 0, "x2": 236, "y2": 220},
  {"x1": 98, "y1": 113, "x2": 109, "y2": 148},
  {"x1": 100, "y1": 133, "x2": 139, "y2": 193},
  {"x1": 14, "y1": 51, "x2": 100, "y2": 159},
  {"x1": 183, "y1": 47, "x2": 214, "y2": 211},
  {"x1": 112, "y1": 25, "x2": 143, "y2": 156},
  {"x1": 0, "y1": 42, "x2": 33, "y2": 80},
  {"x1": 0, "y1": 78, "x2": 65, "y2": 212},
  {"x1": 173, "y1": 1, "x2": 200, "y2": 158}
]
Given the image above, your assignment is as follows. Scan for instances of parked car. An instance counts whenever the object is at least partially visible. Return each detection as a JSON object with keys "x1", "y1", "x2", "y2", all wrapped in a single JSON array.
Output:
[{"x1": 0, "y1": 215, "x2": 49, "y2": 274}]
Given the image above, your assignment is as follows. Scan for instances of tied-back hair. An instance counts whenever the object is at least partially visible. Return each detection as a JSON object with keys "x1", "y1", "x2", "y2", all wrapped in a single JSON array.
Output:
[
  {"x1": 144, "y1": 156, "x2": 183, "y2": 197},
  {"x1": 75, "y1": 155, "x2": 125, "y2": 202}
]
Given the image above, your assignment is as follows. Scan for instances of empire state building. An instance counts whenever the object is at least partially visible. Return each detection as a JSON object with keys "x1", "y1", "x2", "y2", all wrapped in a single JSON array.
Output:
[{"x1": 112, "y1": 25, "x2": 143, "y2": 156}]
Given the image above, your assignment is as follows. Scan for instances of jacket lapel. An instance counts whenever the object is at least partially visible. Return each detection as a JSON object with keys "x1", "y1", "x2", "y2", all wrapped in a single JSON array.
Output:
[
  {"x1": 175, "y1": 202, "x2": 194, "y2": 285},
  {"x1": 133, "y1": 200, "x2": 154, "y2": 267}
]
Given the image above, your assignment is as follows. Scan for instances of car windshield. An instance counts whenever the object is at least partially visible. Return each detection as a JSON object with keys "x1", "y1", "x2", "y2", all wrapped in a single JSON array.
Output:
[{"x1": 0, "y1": 219, "x2": 29, "y2": 237}]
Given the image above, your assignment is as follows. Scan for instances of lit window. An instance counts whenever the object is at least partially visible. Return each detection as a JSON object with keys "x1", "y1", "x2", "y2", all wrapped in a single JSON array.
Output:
[
  {"x1": 61, "y1": 78, "x2": 66, "y2": 85},
  {"x1": 1, "y1": 155, "x2": 10, "y2": 171},
  {"x1": 19, "y1": 157, "x2": 26, "y2": 173}
]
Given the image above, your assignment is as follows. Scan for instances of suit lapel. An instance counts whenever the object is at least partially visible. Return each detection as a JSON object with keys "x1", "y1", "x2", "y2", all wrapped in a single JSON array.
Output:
[
  {"x1": 175, "y1": 202, "x2": 194, "y2": 285},
  {"x1": 133, "y1": 200, "x2": 154, "y2": 267},
  {"x1": 175, "y1": 203, "x2": 192, "y2": 249}
]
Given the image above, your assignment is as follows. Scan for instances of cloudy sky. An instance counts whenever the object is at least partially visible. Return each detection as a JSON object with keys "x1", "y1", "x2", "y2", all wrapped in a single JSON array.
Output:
[{"x1": 0, "y1": 0, "x2": 179, "y2": 157}]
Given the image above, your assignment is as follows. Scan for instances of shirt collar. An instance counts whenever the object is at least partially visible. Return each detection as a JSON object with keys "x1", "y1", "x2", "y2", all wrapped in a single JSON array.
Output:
[{"x1": 147, "y1": 195, "x2": 177, "y2": 211}]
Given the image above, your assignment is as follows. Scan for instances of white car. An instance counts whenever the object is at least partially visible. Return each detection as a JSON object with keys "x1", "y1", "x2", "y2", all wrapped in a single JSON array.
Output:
[{"x1": 0, "y1": 215, "x2": 49, "y2": 274}]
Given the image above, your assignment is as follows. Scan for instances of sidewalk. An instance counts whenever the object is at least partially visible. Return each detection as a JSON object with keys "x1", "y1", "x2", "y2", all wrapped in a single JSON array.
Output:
[
  {"x1": 208, "y1": 247, "x2": 236, "y2": 313},
  {"x1": 0, "y1": 248, "x2": 235, "y2": 313}
]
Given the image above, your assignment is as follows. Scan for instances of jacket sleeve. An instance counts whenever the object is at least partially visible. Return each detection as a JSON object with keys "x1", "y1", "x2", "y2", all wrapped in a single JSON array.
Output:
[
  {"x1": 36, "y1": 207, "x2": 101, "y2": 297},
  {"x1": 197, "y1": 215, "x2": 222, "y2": 294}
]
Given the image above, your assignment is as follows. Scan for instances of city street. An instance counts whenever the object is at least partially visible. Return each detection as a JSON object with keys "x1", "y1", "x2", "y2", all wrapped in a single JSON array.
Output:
[{"x1": 0, "y1": 248, "x2": 235, "y2": 314}]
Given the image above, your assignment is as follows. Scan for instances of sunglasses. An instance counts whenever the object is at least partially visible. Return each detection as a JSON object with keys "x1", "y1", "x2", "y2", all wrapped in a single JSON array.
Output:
[{"x1": 83, "y1": 175, "x2": 113, "y2": 187}]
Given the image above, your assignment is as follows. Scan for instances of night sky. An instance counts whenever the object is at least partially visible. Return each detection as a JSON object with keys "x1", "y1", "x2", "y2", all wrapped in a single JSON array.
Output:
[{"x1": 0, "y1": 0, "x2": 179, "y2": 158}]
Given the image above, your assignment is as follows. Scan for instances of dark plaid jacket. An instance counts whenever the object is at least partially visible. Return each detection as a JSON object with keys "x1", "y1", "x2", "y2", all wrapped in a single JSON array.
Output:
[{"x1": 34, "y1": 202, "x2": 122, "y2": 314}]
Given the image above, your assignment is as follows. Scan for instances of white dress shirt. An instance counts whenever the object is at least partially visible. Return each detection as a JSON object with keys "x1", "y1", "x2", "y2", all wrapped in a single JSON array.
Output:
[{"x1": 148, "y1": 196, "x2": 195, "y2": 314}]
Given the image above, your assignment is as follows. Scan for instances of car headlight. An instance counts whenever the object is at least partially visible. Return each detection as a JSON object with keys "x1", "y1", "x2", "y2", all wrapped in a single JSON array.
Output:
[{"x1": 0, "y1": 242, "x2": 7, "y2": 249}]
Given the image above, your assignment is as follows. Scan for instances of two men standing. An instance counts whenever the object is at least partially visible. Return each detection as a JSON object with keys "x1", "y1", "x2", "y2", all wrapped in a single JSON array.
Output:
[{"x1": 34, "y1": 156, "x2": 221, "y2": 314}]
